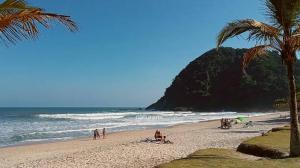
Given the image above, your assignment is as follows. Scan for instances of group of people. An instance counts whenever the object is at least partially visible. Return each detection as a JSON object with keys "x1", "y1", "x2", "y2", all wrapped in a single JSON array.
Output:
[
  {"x1": 220, "y1": 118, "x2": 232, "y2": 129},
  {"x1": 220, "y1": 118, "x2": 254, "y2": 129},
  {"x1": 93, "y1": 128, "x2": 106, "y2": 140},
  {"x1": 93, "y1": 128, "x2": 172, "y2": 144}
]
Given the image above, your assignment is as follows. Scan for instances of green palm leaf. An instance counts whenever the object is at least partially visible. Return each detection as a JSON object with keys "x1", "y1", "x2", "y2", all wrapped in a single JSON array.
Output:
[
  {"x1": 0, "y1": 0, "x2": 77, "y2": 44},
  {"x1": 217, "y1": 0, "x2": 300, "y2": 156},
  {"x1": 217, "y1": 19, "x2": 279, "y2": 49}
]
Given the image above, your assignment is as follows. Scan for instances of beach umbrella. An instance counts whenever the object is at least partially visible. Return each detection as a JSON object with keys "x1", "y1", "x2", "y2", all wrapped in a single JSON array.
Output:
[{"x1": 237, "y1": 116, "x2": 247, "y2": 122}]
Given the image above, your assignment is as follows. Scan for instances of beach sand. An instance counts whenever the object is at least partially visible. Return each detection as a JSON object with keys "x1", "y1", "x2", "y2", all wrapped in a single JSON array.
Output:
[{"x1": 0, "y1": 112, "x2": 288, "y2": 168}]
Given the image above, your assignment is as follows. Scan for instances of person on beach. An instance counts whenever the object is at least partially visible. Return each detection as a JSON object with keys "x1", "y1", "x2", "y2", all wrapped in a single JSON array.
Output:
[
  {"x1": 154, "y1": 130, "x2": 162, "y2": 141},
  {"x1": 93, "y1": 129, "x2": 100, "y2": 140},
  {"x1": 161, "y1": 135, "x2": 173, "y2": 144},
  {"x1": 93, "y1": 129, "x2": 97, "y2": 140},
  {"x1": 220, "y1": 118, "x2": 232, "y2": 129},
  {"x1": 220, "y1": 118, "x2": 224, "y2": 128},
  {"x1": 102, "y1": 128, "x2": 106, "y2": 139}
]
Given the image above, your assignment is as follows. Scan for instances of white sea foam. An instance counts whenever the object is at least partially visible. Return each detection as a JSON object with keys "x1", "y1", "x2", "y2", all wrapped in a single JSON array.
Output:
[
  {"x1": 28, "y1": 128, "x2": 95, "y2": 135},
  {"x1": 38, "y1": 113, "x2": 126, "y2": 120},
  {"x1": 197, "y1": 112, "x2": 237, "y2": 116},
  {"x1": 29, "y1": 112, "x2": 272, "y2": 136},
  {"x1": 2, "y1": 110, "x2": 272, "y2": 148},
  {"x1": 37, "y1": 111, "x2": 198, "y2": 120},
  {"x1": 21, "y1": 137, "x2": 73, "y2": 143}
]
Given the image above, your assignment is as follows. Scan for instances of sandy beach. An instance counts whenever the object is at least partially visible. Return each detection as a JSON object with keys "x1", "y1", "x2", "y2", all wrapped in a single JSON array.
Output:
[{"x1": 0, "y1": 112, "x2": 288, "y2": 168}]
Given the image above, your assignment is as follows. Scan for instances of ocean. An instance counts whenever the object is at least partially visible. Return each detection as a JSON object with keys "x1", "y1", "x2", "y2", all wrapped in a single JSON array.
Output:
[{"x1": 0, "y1": 107, "x2": 268, "y2": 147}]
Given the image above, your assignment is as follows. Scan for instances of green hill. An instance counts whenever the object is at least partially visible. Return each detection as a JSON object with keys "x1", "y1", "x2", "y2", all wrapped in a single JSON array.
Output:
[{"x1": 147, "y1": 47, "x2": 300, "y2": 112}]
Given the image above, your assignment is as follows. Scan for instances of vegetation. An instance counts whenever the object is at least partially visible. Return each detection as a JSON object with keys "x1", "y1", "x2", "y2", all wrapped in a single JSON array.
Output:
[
  {"x1": 216, "y1": 0, "x2": 300, "y2": 156},
  {"x1": 0, "y1": 0, "x2": 77, "y2": 44},
  {"x1": 237, "y1": 129, "x2": 289, "y2": 158},
  {"x1": 147, "y1": 47, "x2": 300, "y2": 112},
  {"x1": 274, "y1": 92, "x2": 300, "y2": 110},
  {"x1": 158, "y1": 129, "x2": 300, "y2": 168},
  {"x1": 157, "y1": 148, "x2": 300, "y2": 168}
]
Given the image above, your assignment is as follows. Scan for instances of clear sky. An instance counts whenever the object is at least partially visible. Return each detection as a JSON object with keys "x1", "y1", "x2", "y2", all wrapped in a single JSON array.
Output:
[{"x1": 0, "y1": 0, "x2": 267, "y2": 107}]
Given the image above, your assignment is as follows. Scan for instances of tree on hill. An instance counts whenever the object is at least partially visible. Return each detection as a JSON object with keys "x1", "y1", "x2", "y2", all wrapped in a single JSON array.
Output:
[
  {"x1": 147, "y1": 47, "x2": 300, "y2": 112},
  {"x1": 0, "y1": 0, "x2": 77, "y2": 44},
  {"x1": 217, "y1": 0, "x2": 300, "y2": 156}
]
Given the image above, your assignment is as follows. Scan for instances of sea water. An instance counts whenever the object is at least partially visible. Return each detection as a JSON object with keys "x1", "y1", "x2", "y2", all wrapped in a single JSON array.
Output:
[{"x1": 0, "y1": 107, "x2": 268, "y2": 147}]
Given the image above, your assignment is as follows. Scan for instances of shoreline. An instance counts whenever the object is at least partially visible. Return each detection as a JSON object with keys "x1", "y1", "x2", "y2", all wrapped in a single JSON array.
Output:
[
  {"x1": 0, "y1": 118, "x2": 223, "y2": 149},
  {"x1": 0, "y1": 112, "x2": 288, "y2": 168},
  {"x1": 0, "y1": 112, "x2": 275, "y2": 149}
]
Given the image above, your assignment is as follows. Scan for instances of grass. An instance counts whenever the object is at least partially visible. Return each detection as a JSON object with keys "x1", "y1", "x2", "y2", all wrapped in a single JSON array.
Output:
[
  {"x1": 158, "y1": 128, "x2": 300, "y2": 168},
  {"x1": 158, "y1": 148, "x2": 300, "y2": 168},
  {"x1": 237, "y1": 128, "x2": 290, "y2": 158},
  {"x1": 243, "y1": 129, "x2": 289, "y2": 152}
]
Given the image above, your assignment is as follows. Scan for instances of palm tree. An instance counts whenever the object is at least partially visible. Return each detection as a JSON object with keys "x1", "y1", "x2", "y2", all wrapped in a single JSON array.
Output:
[
  {"x1": 0, "y1": 0, "x2": 77, "y2": 44},
  {"x1": 217, "y1": 0, "x2": 300, "y2": 156}
]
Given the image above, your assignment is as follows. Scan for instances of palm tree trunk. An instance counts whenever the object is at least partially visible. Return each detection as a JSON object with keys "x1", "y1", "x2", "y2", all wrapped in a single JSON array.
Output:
[{"x1": 287, "y1": 61, "x2": 300, "y2": 156}]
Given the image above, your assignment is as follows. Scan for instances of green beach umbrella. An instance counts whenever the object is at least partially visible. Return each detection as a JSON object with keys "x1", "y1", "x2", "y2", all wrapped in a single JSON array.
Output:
[{"x1": 237, "y1": 116, "x2": 247, "y2": 122}]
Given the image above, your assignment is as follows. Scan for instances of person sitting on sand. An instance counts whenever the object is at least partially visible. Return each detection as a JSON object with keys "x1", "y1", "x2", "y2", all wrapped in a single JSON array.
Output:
[
  {"x1": 102, "y1": 127, "x2": 106, "y2": 139},
  {"x1": 93, "y1": 129, "x2": 101, "y2": 140},
  {"x1": 225, "y1": 119, "x2": 232, "y2": 129},
  {"x1": 220, "y1": 118, "x2": 232, "y2": 129},
  {"x1": 224, "y1": 118, "x2": 229, "y2": 128},
  {"x1": 154, "y1": 130, "x2": 162, "y2": 141},
  {"x1": 220, "y1": 118, "x2": 225, "y2": 129},
  {"x1": 161, "y1": 135, "x2": 173, "y2": 144}
]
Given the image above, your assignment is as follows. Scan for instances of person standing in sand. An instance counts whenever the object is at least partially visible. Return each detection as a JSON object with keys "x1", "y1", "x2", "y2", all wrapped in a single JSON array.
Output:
[
  {"x1": 93, "y1": 129, "x2": 101, "y2": 140},
  {"x1": 93, "y1": 129, "x2": 97, "y2": 140},
  {"x1": 102, "y1": 128, "x2": 106, "y2": 139}
]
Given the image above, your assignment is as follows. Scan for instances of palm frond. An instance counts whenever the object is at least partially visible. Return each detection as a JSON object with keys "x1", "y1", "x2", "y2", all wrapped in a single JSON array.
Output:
[
  {"x1": 0, "y1": 4, "x2": 77, "y2": 44},
  {"x1": 217, "y1": 19, "x2": 279, "y2": 49},
  {"x1": 0, "y1": 0, "x2": 27, "y2": 10},
  {"x1": 242, "y1": 45, "x2": 271, "y2": 71},
  {"x1": 265, "y1": 0, "x2": 300, "y2": 29},
  {"x1": 0, "y1": 0, "x2": 38, "y2": 15}
]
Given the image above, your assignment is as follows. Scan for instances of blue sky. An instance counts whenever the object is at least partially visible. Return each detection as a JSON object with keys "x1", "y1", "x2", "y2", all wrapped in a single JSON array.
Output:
[{"x1": 0, "y1": 0, "x2": 266, "y2": 107}]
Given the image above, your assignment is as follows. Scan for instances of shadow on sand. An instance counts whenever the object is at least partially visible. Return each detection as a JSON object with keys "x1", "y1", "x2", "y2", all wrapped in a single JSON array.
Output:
[
  {"x1": 255, "y1": 118, "x2": 289, "y2": 125},
  {"x1": 225, "y1": 130, "x2": 262, "y2": 134}
]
